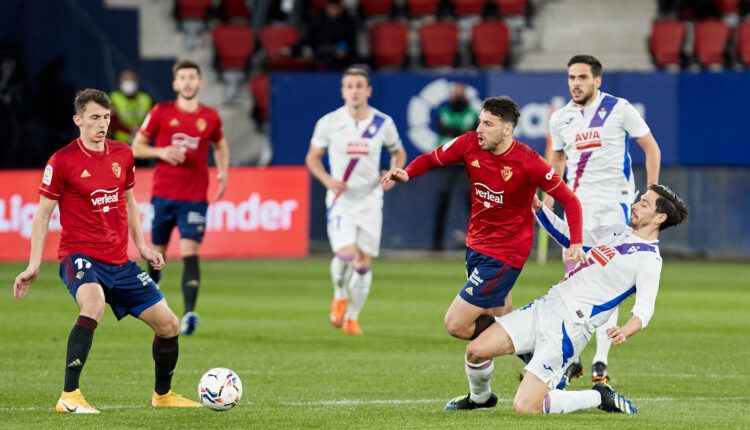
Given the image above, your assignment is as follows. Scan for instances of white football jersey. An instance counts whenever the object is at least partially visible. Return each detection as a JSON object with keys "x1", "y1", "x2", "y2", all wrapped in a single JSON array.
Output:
[
  {"x1": 549, "y1": 91, "x2": 650, "y2": 204},
  {"x1": 311, "y1": 106, "x2": 403, "y2": 203},
  {"x1": 536, "y1": 205, "x2": 662, "y2": 330}
]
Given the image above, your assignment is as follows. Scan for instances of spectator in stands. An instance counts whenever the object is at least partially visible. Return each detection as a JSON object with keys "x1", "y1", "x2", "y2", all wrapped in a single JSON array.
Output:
[
  {"x1": 306, "y1": 0, "x2": 357, "y2": 70},
  {"x1": 432, "y1": 83, "x2": 478, "y2": 250},
  {"x1": 109, "y1": 70, "x2": 152, "y2": 145},
  {"x1": 249, "y1": 0, "x2": 305, "y2": 34}
]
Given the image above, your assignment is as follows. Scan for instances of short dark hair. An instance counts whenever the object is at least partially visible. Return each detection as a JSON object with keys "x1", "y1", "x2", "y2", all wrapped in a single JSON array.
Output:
[
  {"x1": 481, "y1": 96, "x2": 521, "y2": 126},
  {"x1": 649, "y1": 184, "x2": 688, "y2": 231},
  {"x1": 173, "y1": 59, "x2": 201, "y2": 78},
  {"x1": 568, "y1": 54, "x2": 603, "y2": 77},
  {"x1": 342, "y1": 67, "x2": 370, "y2": 86},
  {"x1": 74, "y1": 88, "x2": 111, "y2": 115}
]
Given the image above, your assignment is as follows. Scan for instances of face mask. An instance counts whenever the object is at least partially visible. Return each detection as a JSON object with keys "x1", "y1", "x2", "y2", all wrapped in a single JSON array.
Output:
[{"x1": 120, "y1": 80, "x2": 138, "y2": 96}]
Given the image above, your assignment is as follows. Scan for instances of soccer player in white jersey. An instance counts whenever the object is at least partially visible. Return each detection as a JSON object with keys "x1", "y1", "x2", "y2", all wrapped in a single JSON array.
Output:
[
  {"x1": 444, "y1": 184, "x2": 687, "y2": 414},
  {"x1": 547, "y1": 54, "x2": 662, "y2": 384},
  {"x1": 306, "y1": 67, "x2": 407, "y2": 336}
]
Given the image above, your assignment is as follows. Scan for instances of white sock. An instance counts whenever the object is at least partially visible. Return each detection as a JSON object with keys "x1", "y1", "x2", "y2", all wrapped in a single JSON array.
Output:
[
  {"x1": 344, "y1": 267, "x2": 371, "y2": 321},
  {"x1": 543, "y1": 389, "x2": 601, "y2": 414},
  {"x1": 466, "y1": 358, "x2": 494, "y2": 403},
  {"x1": 330, "y1": 256, "x2": 353, "y2": 300},
  {"x1": 593, "y1": 308, "x2": 618, "y2": 365}
]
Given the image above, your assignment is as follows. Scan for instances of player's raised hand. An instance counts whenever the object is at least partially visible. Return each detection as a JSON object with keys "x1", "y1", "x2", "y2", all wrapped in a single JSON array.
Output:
[
  {"x1": 13, "y1": 267, "x2": 39, "y2": 300},
  {"x1": 606, "y1": 326, "x2": 627, "y2": 345},
  {"x1": 213, "y1": 172, "x2": 227, "y2": 201},
  {"x1": 563, "y1": 243, "x2": 586, "y2": 264},
  {"x1": 140, "y1": 247, "x2": 165, "y2": 271},
  {"x1": 381, "y1": 168, "x2": 409, "y2": 188},
  {"x1": 532, "y1": 195, "x2": 544, "y2": 213},
  {"x1": 159, "y1": 145, "x2": 186, "y2": 166}
]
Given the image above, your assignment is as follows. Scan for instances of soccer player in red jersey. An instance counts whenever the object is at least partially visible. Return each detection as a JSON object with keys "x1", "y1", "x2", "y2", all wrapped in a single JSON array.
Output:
[
  {"x1": 132, "y1": 60, "x2": 230, "y2": 336},
  {"x1": 383, "y1": 96, "x2": 586, "y2": 344},
  {"x1": 13, "y1": 89, "x2": 200, "y2": 413}
]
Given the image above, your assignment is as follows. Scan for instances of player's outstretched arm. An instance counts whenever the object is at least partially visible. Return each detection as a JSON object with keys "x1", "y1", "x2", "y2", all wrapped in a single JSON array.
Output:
[
  {"x1": 212, "y1": 137, "x2": 230, "y2": 201},
  {"x1": 125, "y1": 189, "x2": 164, "y2": 270},
  {"x1": 606, "y1": 315, "x2": 643, "y2": 345},
  {"x1": 382, "y1": 148, "x2": 408, "y2": 191},
  {"x1": 381, "y1": 168, "x2": 409, "y2": 188},
  {"x1": 636, "y1": 132, "x2": 661, "y2": 186},
  {"x1": 132, "y1": 131, "x2": 185, "y2": 166},
  {"x1": 14, "y1": 196, "x2": 57, "y2": 299}
]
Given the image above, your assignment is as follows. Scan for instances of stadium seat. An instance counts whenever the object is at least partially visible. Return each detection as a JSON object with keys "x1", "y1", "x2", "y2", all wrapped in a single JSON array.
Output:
[
  {"x1": 368, "y1": 21, "x2": 409, "y2": 67},
  {"x1": 221, "y1": 0, "x2": 251, "y2": 20},
  {"x1": 360, "y1": 0, "x2": 394, "y2": 18},
  {"x1": 717, "y1": 0, "x2": 739, "y2": 15},
  {"x1": 258, "y1": 24, "x2": 311, "y2": 70},
  {"x1": 452, "y1": 0, "x2": 487, "y2": 16},
  {"x1": 177, "y1": 0, "x2": 212, "y2": 20},
  {"x1": 249, "y1": 73, "x2": 270, "y2": 124},
  {"x1": 419, "y1": 21, "x2": 459, "y2": 67},
  {"x1": 649, "y1": 19, "x2": 686, "y2": 69},
  {"x1": 736, "y1": 20, "x2": 750, "y2": 66},
  {"x1": 471, "y1": 20, "x2": 510, "y2": 67},
  {"x1": 493, "y1": 0, "x2": 527, "y2": 16},
  {"x1": 406, "y1": 0, "x2": 441, "y2": 18},
  {"x1": 693, "y1": 19, "x2": 730, "y2": 68},
  {"x1": 212, "y1": 24, "x2": 254, "y2": 70}
]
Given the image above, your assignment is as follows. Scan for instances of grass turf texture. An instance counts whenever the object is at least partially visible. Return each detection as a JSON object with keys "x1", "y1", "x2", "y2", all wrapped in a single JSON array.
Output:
[{"x1": 1, "y1": 258, "x2": 749, "y2": 429}]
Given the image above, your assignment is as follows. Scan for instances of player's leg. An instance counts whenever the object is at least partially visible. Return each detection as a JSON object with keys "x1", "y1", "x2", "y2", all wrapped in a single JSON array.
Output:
[
  {"x1": 327, "y1": 205, "x2": 357, "y2": 328},
  {"x1": 444, "y1": 296, "x2": 506, "y2": 340},
  {"x1": 149, "y1": 197, "x2": 177, "y2": 286},
  {"x1": 592, "y1": 309, "x2": 616, "y2": 382},
  {"x1": 342, "y1": 248, "x2": 372, "y2": 335},
  {"x1": 175, "y1": 200, "x2": 208, "y2": 335}
]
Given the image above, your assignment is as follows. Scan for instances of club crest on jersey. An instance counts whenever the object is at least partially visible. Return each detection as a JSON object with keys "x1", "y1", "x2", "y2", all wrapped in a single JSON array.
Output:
[
  {"x1": 196, "y1": 118, "x2": 207, "y2": 132},
  {"x1": 471, "y1": 160, "x2": 480, "y2": 168},
  {"x1": 76, "y1": 271, "x2": 84, "y2": 280},
  {"x1": 597, "y1": 107, "x2": 608, "y2": 120},
  {"x1": 501, "y1": 166, "x2": 513, "y2": 181},
  {"x1": 169, "y1": 118, "x2": 180, "y2": 127},
  {"x1": 590, "y1": 245, "x2": 616, "y2": 266},
  {"x1": 111, "y1": 162, "x2": 121, "y2": 178}
]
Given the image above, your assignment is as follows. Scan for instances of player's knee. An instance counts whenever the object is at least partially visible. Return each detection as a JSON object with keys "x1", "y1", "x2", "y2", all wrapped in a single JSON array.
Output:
[
  {"x1": 465, "y1": 341, "x2": 490, "y2": 363},
  {"x1": 444, "y1": 317, "x2": 471, "y2": 340},
  {"x1": 77, "y1": 284, "x2": 105, "y2": 321},
  {"x1": 155, "y1": 313, "x2": 180, "y2": 338}
]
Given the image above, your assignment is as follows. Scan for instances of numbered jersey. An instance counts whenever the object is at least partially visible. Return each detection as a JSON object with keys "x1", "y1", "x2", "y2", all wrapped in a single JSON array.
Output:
[
  {"x1": 140, "y1": 101, "x2": 224, "y2": 202},
  {"x1": 39, "y1": 139, "x2": 136, "y2": 265},
  {"x1": 549, "y1": 91, "x2": 650, "y2": 204},
  {"x1": 311, "y1": 106, "x2": 402, "y2": 204}
]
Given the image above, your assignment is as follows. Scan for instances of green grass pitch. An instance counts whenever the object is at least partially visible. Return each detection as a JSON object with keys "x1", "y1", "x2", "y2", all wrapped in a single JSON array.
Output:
[{"x1": 1, "y1": 258, "x2": 749, "y2": 429}]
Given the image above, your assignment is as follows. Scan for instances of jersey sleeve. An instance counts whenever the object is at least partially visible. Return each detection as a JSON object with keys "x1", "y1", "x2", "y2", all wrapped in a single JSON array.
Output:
[
  {"x1": 38, "y1": 155, "x2": 65, "y2": 200},
  {"x1": 535, "y1": 205, "x2": 571, "y2": 248},
  {"x1": 405, "y1": 133, "x2": 468, "y2": 179},
  {"x1": 549, "y1": 111, "x2": 565, "y2": 152},
  {"x1": 382, "y1": 117, "x2": 403, "y2": 153},
  {"x1": 139, "y1": 104, "x2": 161, "y2": 139},
  {"x1": 620, "y1": 102, "x2": 650, "y2": 139},
  {"x1": 310, "y1": 116, "x2": 330, "y2": 149},
  {"x1": 529, "y1": 153, "x2": 564, "y2": 194},
  {"x1": 210, "y1": 112, "x2": 225, "y2": 143},
  {"x1": 630, "y1": 255, "x2": 662, "y2": 328}
]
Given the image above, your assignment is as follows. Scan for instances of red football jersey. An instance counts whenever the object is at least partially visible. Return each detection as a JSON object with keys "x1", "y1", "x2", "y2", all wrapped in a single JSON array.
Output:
[
  {"x1": 406, "y1": 132, "x2": 582, "y2": 268},
  {"x1": 39, "y1": 138, "x2": 136, "y2": 264},
  {"x1": 140, "y1": 101, "x2": 224, "y2": 201}
]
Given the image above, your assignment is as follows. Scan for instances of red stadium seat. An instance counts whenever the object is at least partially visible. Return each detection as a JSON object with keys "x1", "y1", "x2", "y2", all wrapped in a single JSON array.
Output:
[
  {"x1": 649, "y1": 19, "x2": 686, "y2": 69},
  {"x1": 493, "y1": 0, "x2": 527, "y2": 16},
  {"x1": 360, "y1": 0, "x2": 394, "y2": 18},
  {"x1": 693, "y1": 19, "x2": 730, "y2": 68},
  {"x1": 736, "y1": 20, "x2": 750, "y2": 66},
  {"x1": 221, "y1": 0, "x2": 251, "y2": 20},
  {"x1": 406, "y1": 0, "x2": 441, "y2": 18},
  {"x1": 177, "y1": 0, "x2": 212, "y2": 20},
  {"x1": 368, "y1": 21, "x2": 409, "y2": 67},
  {"x1": 249, "y1": 73, "x2": 270, "y2": 123},
  {"x1": 419, "y1": 21, "x2": 459, "y2": 67},
  {"x1": 212, "y1": 24, "x2": 254, "y2": 70},
  {"x1": 717, "y1": 0, "x2": 739, "y2": 15},
  {"x1": 258, "y1": 25, "x2": 311, "y2": 70},
  {"x1": 471, "y1": 20, "x2": 510, "y2": 67},
  {"x1": 452, "y1": 0, "x2": 486, "y2": 16}
]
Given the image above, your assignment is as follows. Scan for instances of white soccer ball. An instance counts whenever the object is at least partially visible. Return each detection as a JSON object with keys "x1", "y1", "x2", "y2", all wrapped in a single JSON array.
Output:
[{"x1": 198, "y1": 367, "x2": 243, "y2": 411}]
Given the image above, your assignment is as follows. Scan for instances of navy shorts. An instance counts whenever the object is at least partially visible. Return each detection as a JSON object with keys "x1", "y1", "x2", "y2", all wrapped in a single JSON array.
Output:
[
  {"x1": 151, "y1": 196, "x2": 208, "y2": 245},
  {"x1": 59, "y1": 253, "x2": 164, "y2": 320},
  {"x1": 459, "y1": 248, "x2": 523, "y2": 308}
]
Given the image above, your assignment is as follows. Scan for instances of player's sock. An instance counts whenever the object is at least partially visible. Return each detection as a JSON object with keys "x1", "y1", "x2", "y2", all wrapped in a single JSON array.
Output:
[
  {"x1": 182, "y1": 256, "x2": 200, "y2": 313},
  {"x1": 148, "y1": 264, "x2": 162, "y2": 286},
  {"x1": 153, "y1": 335, "x2": 179, "y2": 395},
  {"x1": 344, "y1": 267, "x2": 371, "y2": 321},
  {"x1": 593, "y1": 308, "x2": 617, "y2": 365},
  {"x1": 471, "y1": 314, "x2": 496, "y2": 340},
  {"x1": 465, "y1": 358, "x2": 494, "y2": 404},
  {"x1": 330, "y1": 255, "x2": 353, "y2": 300},
  {"x1": 64, "y1": 315, "x2": 98, "y2": 392},
  {"x1": 543, "y1": 389, "x2": 601, "y2": 414}
]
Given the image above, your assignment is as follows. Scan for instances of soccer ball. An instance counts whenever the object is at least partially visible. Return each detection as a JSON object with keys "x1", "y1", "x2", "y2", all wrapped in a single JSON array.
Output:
[{"x1": 198, "y1": 367, "x2": 243, "y2": 411}]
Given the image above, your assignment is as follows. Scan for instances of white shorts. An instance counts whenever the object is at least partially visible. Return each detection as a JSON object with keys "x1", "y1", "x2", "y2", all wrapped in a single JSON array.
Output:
[
  {"x1": 326, "y1": 193, "x2": 383, "y2": 257},
  {"x1": 498, "y1": 294, "x2": 592, "y2": 390}
]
